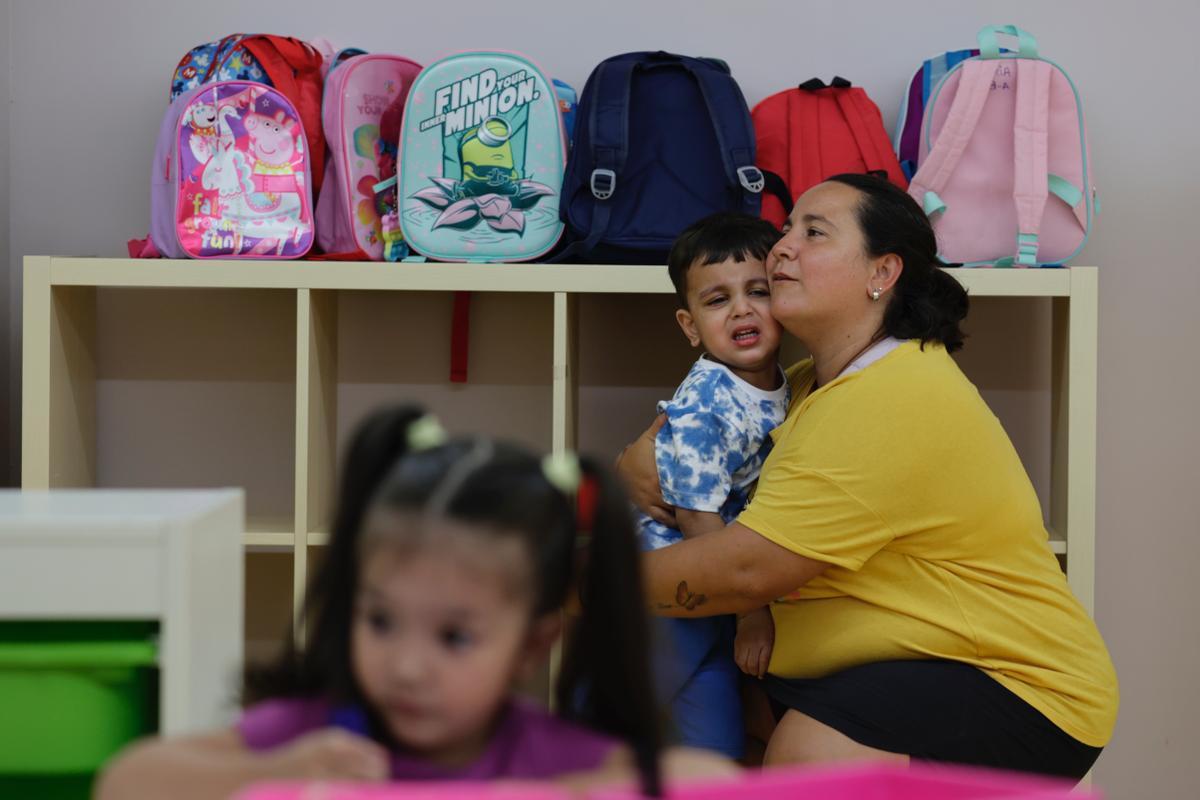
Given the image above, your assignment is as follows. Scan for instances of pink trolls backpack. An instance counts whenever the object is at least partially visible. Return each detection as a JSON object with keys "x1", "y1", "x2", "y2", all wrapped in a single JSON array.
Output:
[
  {"x1": 148, "y1": 81, "x2": 315, "y2": 258},
  {"x1": 909, "y1": 25, "x2": 1096, "y2": 267},
  {"x1": 315, "y1": 53, "x2": 422, "y2": 259}
]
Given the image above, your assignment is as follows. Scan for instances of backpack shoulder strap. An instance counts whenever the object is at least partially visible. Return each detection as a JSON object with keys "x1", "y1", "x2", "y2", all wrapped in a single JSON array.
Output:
[
  {"x1": 831, "y1": 87, "x2": 905, "y2": 186},
  {"x1": 679, "y1": 60, "x2": 763, "y2": 213},
  {"x1": 909, "y1": 58, "x2": 993, "y2": 215},
  {"x1": 1012, "y1": 58, "x2": 1053, "y2": 265},
  {"x1": 576, "y1": 58, "x2": 636, "y2": 252}
]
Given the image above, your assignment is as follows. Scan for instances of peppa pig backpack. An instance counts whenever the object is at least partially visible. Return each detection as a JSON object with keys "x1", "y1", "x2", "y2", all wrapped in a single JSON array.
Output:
[
  {"x1": 147, "y1": 81, "x2": 315, "y2": 258},
  {"x1": 397, "y1": 51, "x2": 568, "y2": 262},
  {"x1": 315, "y1": 53, "x2": 423, "y2": 259}
]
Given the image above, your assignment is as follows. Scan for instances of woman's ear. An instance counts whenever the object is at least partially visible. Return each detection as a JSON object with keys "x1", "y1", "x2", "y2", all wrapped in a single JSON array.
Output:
[
  {"x1": 517, "y1": 612, "x2": 564, "y2": 683},
  {"x1": 872, "y1": 252, "x2": 903, "y2": 293},
  {"x1": 675, "y1": 308, "x2": 702, "y2": 348}
]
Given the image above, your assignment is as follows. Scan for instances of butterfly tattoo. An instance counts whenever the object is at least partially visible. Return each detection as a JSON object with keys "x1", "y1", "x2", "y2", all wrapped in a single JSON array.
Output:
[{"x1": 670, "y1": 580, "x2": 707, "y2": 611}]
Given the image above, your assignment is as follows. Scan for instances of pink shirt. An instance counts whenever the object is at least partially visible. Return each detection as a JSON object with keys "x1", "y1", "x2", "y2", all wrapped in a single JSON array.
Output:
[{"x1": 237, "y1": 697, "x2": 618, "y2": 781}]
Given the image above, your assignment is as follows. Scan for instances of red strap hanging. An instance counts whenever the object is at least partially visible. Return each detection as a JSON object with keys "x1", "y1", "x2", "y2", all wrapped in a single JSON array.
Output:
[{"x1": 449, "y1": 292, "x2": 471, "y2": 383}]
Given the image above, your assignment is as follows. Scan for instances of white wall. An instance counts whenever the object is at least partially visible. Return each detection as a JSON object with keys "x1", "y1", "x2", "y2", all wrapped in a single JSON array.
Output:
[
  {"x1": 3, "y1": 1, "x2": 1198, "y2": 796},
  {"x1": 0, "y1": 0, "x2": 10, "y2": 481}
]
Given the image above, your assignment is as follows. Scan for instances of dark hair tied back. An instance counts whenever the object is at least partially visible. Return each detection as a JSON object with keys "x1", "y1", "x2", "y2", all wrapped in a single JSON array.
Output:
[{"x1": 827, "y1": 173, "x2": 969, "y2": 352}]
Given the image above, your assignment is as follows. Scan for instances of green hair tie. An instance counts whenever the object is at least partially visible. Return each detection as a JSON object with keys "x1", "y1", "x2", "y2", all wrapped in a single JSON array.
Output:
[
  {"x1": 408, "y1": 414, "x2": 448, "y2": 452},
  {"x1": 541, "y1": 451, "x2": 582, "y2": 494}
]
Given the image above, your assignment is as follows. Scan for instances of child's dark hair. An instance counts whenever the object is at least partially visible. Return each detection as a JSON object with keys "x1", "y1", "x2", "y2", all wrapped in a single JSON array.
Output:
[
  {"x1": 244, "y1": 405, "x2": 663, "y2": 795},
  {"x1": 826, "y1": 173, "x2": 969, "y2": 352},
  {"x1": 667, "y1": 212, "x2": 782, "y2": 308}
]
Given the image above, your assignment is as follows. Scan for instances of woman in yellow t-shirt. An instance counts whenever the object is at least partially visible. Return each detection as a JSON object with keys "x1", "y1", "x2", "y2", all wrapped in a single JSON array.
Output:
[{"x1": 618, "y1": 174, "x2": 1117, "y2": 781}]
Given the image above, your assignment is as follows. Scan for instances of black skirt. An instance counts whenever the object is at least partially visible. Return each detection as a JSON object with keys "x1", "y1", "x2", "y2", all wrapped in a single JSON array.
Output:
[{"x1": 764, "y1": 659, "x2": 1102, "y2": 781}]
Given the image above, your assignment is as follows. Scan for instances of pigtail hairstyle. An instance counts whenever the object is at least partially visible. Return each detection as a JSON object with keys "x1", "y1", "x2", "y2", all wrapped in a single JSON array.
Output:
[
  {"x1": 242, "y1": 405, "x2": 428, "y2": 705},
  {"x1": 555, "y1": 457, "x2": 664, "y2": 797},
  {"x1": 827, "y1": 172, "x2": 969, "y2": 352},
  {"x1": 245, "y1": 409, "x2": 664, "y2": 795}
]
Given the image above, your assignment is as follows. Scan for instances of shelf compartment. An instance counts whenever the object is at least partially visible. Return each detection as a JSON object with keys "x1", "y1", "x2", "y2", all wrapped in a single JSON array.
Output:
[{"x1": 89, "y1": 288, "x2": 297, "y2": 532}]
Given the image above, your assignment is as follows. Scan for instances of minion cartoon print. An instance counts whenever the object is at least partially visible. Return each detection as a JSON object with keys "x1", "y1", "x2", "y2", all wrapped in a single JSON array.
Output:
[{"x1": 407, "y1": 66, "x2": 558, "y2": 238}]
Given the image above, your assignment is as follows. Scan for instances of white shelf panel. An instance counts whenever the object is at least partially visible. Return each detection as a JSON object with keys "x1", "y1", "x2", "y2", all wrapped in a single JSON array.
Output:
[
  {"x1": 244, "y1": 532, "x2": 294, "y2": 548},
  {"x1": 41, "y1": 258, "x2": 1082, "y2": 297},
  {"x1": 1048, "y1": 528, "x2": 1067, "y2": 555}
]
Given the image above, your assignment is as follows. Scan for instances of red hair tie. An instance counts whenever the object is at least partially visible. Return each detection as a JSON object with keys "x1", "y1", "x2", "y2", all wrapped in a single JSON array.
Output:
[{"x1": 575, "y1": 474, "x2": 599, "y2": 534}]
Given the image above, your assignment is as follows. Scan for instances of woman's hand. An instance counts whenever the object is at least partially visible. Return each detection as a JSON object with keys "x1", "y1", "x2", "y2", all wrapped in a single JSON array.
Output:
[
  {"x1": 266, "y1": 728, "x2": 390, "y2": 781},
  {"x1": 615, "y1": 414, "x2": 676, "y2": 528},
  {"x1": 735, "y1": 607, "x2": 775, "y2": 679}
]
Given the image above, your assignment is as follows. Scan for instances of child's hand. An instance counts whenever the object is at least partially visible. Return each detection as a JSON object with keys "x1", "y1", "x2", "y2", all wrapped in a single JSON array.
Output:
[
  {"x1": 268, "y1": 728, "x2": 390, "y2": 781},
  {"x1": 735, "y1": 607, "x2": 774, "y2": 679}
]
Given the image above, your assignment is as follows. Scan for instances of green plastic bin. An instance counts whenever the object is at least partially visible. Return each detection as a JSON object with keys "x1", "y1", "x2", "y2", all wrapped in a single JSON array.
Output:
[{"x1": 0, "y1": 622, "x2": 158, "y2": 778}]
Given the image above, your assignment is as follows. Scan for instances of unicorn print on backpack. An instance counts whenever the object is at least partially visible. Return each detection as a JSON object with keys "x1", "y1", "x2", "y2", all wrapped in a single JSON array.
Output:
[{"x1": 148, "y1": 80, "x2": 315, "y2": 259}]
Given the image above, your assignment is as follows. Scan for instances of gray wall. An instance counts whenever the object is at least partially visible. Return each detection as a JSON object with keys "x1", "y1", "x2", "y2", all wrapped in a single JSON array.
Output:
[
  {"x1": 3, "y1": 1, "x2": 1198, "y2": 796},
  {"x1": 0, "y1": 0, "x2": 10, "y2": 481}
]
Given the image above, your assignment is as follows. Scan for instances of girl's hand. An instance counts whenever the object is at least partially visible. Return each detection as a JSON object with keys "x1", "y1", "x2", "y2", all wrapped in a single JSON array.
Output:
[
  {"x1": 616, "y1": 414, "x2": 676, "y2": 527},
  {"x1": 266, "y1": 728, "x2": 390, "y2": 781},
  {"x1": 735, "y1": 608, "x2": 775, "y2": 679}
]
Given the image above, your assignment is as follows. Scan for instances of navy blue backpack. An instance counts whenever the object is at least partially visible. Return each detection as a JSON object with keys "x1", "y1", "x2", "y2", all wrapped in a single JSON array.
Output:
[{"x1": 558, "y1": 51, "x2": 765, "y2": 263}]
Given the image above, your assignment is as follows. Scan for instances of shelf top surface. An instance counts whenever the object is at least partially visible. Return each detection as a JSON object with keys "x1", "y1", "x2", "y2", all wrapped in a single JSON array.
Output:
[
  {"x1": 30, "y1": 257, "x2": 1092, "y2": 297},
  {"x1": 0, "y1": 488, "x2": 242, "y2": 526}
]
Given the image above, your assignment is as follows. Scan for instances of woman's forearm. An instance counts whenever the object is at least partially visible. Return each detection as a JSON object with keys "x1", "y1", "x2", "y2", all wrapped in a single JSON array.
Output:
[{"x1": 643, "y1": 522, "x2": 828, "y2": 617}]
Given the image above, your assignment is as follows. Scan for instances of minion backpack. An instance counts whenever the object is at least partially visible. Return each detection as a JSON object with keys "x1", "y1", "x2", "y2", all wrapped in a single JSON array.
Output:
[{"x1": 397, "y1": 51, "x2": 568, "y2": 262}]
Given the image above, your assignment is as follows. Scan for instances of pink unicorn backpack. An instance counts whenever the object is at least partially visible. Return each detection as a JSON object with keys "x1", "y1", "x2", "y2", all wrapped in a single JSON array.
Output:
[
  {"x1": 909, "y1": 25, "x2": 1096, "y2": 267},
  {"x1": 315, "y1": 53, "x2": 423, "y2": 259},
  {"x1": 149, "y1": 81, "x2": 315, "y2": 258}
]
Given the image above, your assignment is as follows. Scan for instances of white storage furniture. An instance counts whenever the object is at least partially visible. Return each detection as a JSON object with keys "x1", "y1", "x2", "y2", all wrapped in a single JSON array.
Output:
[{"x1": 0, "y1": 488, "x2": 245, "y2": 733}]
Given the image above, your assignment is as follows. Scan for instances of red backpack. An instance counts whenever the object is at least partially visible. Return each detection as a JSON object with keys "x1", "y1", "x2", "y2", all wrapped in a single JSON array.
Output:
[{"x1": 753, "y1": 77, "x2": 907, "y2": 227}]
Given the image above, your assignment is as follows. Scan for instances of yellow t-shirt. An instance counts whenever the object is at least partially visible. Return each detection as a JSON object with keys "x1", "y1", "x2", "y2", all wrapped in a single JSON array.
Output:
[{"x1": 737, "y1": 339, "x2": 1118, "y2": 746}]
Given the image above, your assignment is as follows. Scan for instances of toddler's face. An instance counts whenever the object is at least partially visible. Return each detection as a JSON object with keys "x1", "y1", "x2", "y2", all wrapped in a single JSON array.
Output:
[
  {"x1": 351, "y1": 524, "x2": 539, "y2": 767},
  {"x1": 678, "y1": 257, "x2": 782, "y2": 378}
]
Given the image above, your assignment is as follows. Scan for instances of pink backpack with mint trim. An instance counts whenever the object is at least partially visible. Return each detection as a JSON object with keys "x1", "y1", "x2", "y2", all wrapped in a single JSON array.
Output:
[{"x1": 908, "y1": 25, "x2": 1096, "y2": 267}]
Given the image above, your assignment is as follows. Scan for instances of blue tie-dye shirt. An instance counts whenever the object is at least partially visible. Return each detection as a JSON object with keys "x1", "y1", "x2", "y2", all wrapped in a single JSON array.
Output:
[{"x1": 638, "y1": 357, "x2": 790, "y2": 551}]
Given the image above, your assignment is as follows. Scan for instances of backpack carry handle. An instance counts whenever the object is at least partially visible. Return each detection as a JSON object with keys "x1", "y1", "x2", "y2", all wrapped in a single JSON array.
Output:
[
  {"x1": 798, "y1": 76, "x2": 852, "y2": 91},
  {"x1": 978, "y1": 25, "x2": 1038, "y2": 59},
  {"x1": 200, "y1": 34, "x2": 245, "y2": 85}
]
